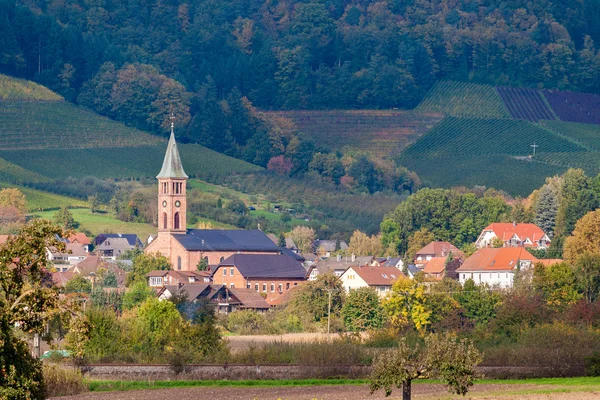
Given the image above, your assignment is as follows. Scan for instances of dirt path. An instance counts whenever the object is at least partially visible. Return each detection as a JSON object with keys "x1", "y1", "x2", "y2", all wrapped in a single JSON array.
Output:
[{"x1": 51, "y1": 383, "x2": 600, "y2": 400}]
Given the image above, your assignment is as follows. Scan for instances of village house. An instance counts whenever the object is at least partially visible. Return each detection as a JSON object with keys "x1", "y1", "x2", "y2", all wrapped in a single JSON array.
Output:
[
  {"x1": 414, "y1": 241, "x2": 463, "y2": 267},
  {"x1": 313, "y1": 239, "x2": 349, "y2": 257},
  {"x1": 211, "y1": 253, "x2": 307, "y2": 305},
  {"x1": 95, "y1": 237, "x2": 136, "y2": 260},
  {"x1": 147, "y1": 269, "x2": 211, "y2": 288},
  {"x1": 456, "y1": 247, "x2": 539, "y2": 288},
  {"x1": 422, "y1": 254, "x2": 463, "y2": 280},
  {"x1": 144, "y1": 126, "x2": 281, "y2": 270},
  {"x1": 340, "y1": 265, "x2": 404, "y2": 297},
  {"x1": 307, "y1": 254, "x2": 379, "y2": 280},
  {"x1": 94, "y1": 233, "x2": 143, "y2": 249},
  {"x1": 47, "y1": 243, "x2": 88, "y2": 270},
  {"x1": 64, "y1": 232, "x2": 92, "y2": 252},
  {"x1": 69, "y1": 255, "x2": 127, "y2": 288},
  {"x1": 475, "y1": 222, "x2": 550, "y2": 249},
  {"x1": 158, "y1": 284, "x2": 270, "y2": 313}
]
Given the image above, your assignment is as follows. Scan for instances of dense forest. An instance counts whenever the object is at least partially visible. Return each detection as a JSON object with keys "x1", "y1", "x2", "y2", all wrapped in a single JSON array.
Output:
[{"x1": 1, "y1": 0, "x2": 599, "y2": 111}]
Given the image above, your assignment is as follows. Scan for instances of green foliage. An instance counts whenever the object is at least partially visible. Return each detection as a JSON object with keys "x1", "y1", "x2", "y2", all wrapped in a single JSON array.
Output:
[
  {"x1": 64, "y1": 275, "x2": 92, "y2": 294},
  {"x1": 370, "y1": 335, "x2": 482, "y2": 398},
  {"x1": 417, "y1": 81, "x2": 510, "y2": 118},
  {"x1": 288, "y1": 274, "x2": 345, "y2": 323},
  {"x1": 81, "y1": 308, "x2": 121, "y2": 362},
  {"x1": 53, "y1": 206, "x2": 77, "y2": 229},
  {"x1": 585, "y1": 352, "x2": 600, "y2": 376},
  {"x1": 227, "y1": 310, "x2": 272, "y2": 335},
  {"x1": 381, "y1": 188, "x2": 511, "y2": 255},
  {"x1": 342, "y1": 288, "x2": 385, "y2": 331},
  {"x1": 532, "y1": 262, "x2": 581, "y2": 311},
  {"x1": 542, "y1": 121, "x2": 600, "y2": 151},
  {"x1": 126, "y1": 252, "x2": 171, "y2": 286},
  {"x1": 122, "y1": 281, "x2": 154, "y2": 310},
  {"x1": 454, "y1": 280, "x2": 501, "y2": 327},
  {"x1": 64, "y1": 315, "x2": 91, "y2": 362}
]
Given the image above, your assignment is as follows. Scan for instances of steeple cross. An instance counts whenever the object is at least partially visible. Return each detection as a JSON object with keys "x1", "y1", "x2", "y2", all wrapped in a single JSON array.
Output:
[{"x1": 170, "y1": 113, "x2": 176, "y2": 134}]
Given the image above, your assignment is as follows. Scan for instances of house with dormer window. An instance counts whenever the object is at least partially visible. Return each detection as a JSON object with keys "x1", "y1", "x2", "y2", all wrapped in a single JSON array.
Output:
[{"x1": 475, "y1": 223, "x2": 550, "y2": 249}]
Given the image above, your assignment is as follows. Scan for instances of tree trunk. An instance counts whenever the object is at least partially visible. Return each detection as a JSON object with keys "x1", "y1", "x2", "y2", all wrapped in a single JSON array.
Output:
[{"x1": 403, "y1": 379, "x2": 411, "y2": 400}]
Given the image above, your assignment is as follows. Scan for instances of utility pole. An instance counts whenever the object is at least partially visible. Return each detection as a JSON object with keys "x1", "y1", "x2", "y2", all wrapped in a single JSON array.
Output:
[
  {"x1": 327, "y1": 288, "x2": 332, "y2": 337},
  {"x1": 531, "y1": 143, "x2": 539, "y2": 157}
]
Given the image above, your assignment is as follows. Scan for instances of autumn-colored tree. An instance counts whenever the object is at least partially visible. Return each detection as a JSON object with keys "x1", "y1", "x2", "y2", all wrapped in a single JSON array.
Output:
[
  {"x1": 563, "y1": 210, "x2": 600, "y2": 264},
  {"x1": 0, "y1": 188, "x2": 27, "y2": 213},
  {"x1": 347, "y1": 230, "x2": 383, "y2": 256},
  {"x1": 267, "y1": 155, "x2": 294, "y2": 176},
  {"x1": 370, "y1": 335, "x2": 482, "y2": 400},
  {"x1": 572, "y1": 253, "x2": 600, "y2": 303},
  {"x1": 0, "y1": 220, "x2": 66, "y2": 399},
  {"x1": 404, "y1": 228, "x2": 435, "y2": 264},
  {"x1": 289, "y1": 226, "x2": 315, "y2": 253},
  {"x1": 532, "y1": 262, "x2": 581, "y2": 311},
  {"x1": 382, "y1": 277, "x2": 431, "y2": 333}
]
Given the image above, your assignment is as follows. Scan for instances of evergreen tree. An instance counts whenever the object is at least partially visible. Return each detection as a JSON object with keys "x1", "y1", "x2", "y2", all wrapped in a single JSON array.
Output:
[
  {"x1": 534, "y1": 184, "x2": 559, "y2": 238},
  {"x1": 278, "y1": 232, "x2": 286, "y2": 248}
]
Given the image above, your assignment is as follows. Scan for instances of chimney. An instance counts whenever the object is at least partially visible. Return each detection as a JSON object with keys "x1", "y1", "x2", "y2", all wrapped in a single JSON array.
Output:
[
  {"x1": 351, "y1": 253, "x2": 356, "y2": 262},
  {"x1": 513, "y1": 221, "x2": 517, "y2": 227},
  {"x1": 336, "y1": 254, "x2": 341, "y2": 262}
]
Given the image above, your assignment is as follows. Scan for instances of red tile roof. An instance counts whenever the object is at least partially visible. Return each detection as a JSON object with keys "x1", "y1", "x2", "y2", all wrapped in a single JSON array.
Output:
[
  {"x1": 457, "y1": 247, "x2": 537, "y2": 272},
  {"x1": 351, "y1": 266, "x2": 403, "y2": 286},
  {"x1": 68, "y1": 233, "x2": 91, "y2": 245},
  {"x1": 416, "y1": 241, "x2": 463, "y2": 258},
  {"x1": 423, "y1": 257, "x2": 447, "y2": 274},
  {"x1": 52, "y1": 271, "x2": 75, "y2": 287},
  {"x1": 483, "y1": 223, "x2": 547, "y2": 245}
]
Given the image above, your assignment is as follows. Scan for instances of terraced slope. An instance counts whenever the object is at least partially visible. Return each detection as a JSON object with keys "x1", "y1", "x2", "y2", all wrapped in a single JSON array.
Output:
[
  {"x1": 496, "y1": 87, "x2": 556, "y2": 122},
  {"x1": 0, "y1": 184, "x2": 87, "y2": 211},
  {"x1": 416, "y1": 81, "x2": 510, "y2": 118},
  {"x1": 541, "y1": 121, "x2": 600, "y2": 150},
  {"x1": 543, "y1": 90, "x2": 600, "y2": 124},
  {"x1": 0, "y1": 102, "x2": 163, "y2": 149},
  {"x1": 0, "y1": 145, "x2": 261, "y2": 180},
  {"x1": 0, "y1": 74, "x2": 63, "y2": 101},
  {"x1": 267, "y1": 110, "x2": 442, "y2": 158}
]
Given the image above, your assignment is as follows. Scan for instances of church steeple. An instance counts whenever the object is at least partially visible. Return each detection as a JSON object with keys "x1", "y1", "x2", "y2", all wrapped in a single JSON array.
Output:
[
  {"x1": 157, "y1": 118, "x2": 188, "y2": 179},
  {"x1": 157, "y1": 117, "x2": 187, "y2": 235}
]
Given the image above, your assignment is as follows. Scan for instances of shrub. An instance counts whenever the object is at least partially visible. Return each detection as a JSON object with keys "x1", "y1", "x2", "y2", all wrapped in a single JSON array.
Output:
[
  {"x1": 585, "y1": 352, "x2": 600, "y2": 376},
  {"x1": 43, "y1": 363, "x2": 86, "y2": 398},
  {"x1": 227, "y1": 310, "x2": 274, "y2": 335}
]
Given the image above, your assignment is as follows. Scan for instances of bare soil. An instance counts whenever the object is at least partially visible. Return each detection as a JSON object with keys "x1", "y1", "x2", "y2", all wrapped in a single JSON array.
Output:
[{"x1": 50, "y1": 383, "x2": 600, "y2": 400}]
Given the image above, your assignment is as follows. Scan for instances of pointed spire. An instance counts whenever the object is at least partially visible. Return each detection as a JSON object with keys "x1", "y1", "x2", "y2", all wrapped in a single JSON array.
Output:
[{"x1": 156, "y1": 115, "x2": 188, "y2": 179}]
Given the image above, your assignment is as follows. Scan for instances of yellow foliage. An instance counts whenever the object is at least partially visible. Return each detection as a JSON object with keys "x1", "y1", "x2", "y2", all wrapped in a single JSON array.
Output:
[{"x1": 382, "y1": 277, "x2": 431, "y2": 333}]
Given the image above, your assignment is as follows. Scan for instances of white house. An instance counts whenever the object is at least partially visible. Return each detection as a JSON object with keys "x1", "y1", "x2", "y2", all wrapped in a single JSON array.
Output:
[
  {"x1": 475, "y1": 223, "x2": 550, "y2": 249},
  {"x1": 46, "y1": 243, "x2": 87, "y2": 270},
  {"x1": 456, "y1": 247, "x2": 538, "y2": 288},
  {"x1": 340, "y1": 265, "x2": 403, "y2": 297}
]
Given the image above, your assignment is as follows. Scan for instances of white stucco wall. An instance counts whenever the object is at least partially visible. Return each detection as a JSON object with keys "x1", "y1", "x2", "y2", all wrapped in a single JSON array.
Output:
[{"x1": 459, "y1": 270, "x2": 514, "y2": 288}]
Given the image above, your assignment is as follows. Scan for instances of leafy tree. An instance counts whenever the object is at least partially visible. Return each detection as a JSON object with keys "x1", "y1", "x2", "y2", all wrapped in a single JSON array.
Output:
[
  {"x1": 342, "y1": 287, "x2": 385, "y2": 331},
  {"x1": 383, "y1": 277, "x2": 431, "y2": 333},
  {"x1": 289, "y1": 226, "x2": 316, "y2": 253},
  {"x1": 126, "y1": 252, "x2": 171, "y2": 286},
  {"x1": 88, "y1": 195, "x2": 100, "y2": 213},
  {"x1": 54, "y1": 206, "x2": 77, "y2": 229},
  {"x1": 122, "y1": 281, "x2": 154, "y2": 310},
  {"x1": 100, "y1": 270, "x2": 118, "y2": 288},
  {"x1": 226, "y1": 199, "x2": 247, "y2": 215},
  {"x1": 347, "y1": 230, "x2": 383, "y2": 256},
  {"x1": 370, "y1": 335, "x2": 482, "y2": 400},
  {"x1": 555, "y1": 169, "x2": 598, "y2": 238},
  {"x1": 532, "y1": 262, "x2": 581, "y2": 311},
  {"x1": 289, "y1": 273, "x2": 344, "y2": 323},
  {"x1": 564, "y1": 210, "x2": 600, "y2": 264},
  {"x1": 0, "y1": 220, "x2": 65, "y2": 399},
  {"x1": 64, "y1": 275, "x2": 92, "y2": 294},
  {"x1": 0, "y1": 188, "x2": 27, "y2": 213},
  {"x1": 454, "y1": 279, "x2": 501, "y2": 327},
  {"x1": 196, "y1": 257, "x2": 208, "y2": 272},
  {"x1": 572, "y1": 253, "x2": 600, "y2": 303}
]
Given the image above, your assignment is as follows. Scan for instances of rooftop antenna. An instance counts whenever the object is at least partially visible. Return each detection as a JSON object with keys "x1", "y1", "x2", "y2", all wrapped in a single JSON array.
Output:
[{"x1": 530, "y1": 143, "x2": 539, "y2": 157}]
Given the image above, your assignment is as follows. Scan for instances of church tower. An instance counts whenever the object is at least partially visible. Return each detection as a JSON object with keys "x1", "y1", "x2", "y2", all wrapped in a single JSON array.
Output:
[{"x1": 156, "y1": 119, "x2": 188, "y2": 235}]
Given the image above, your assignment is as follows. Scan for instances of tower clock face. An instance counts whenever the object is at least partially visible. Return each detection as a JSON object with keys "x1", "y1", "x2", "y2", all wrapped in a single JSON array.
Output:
[
  {"x1": 162, "y1": 200, "x2": 167, "y2": 207},
  {"x1": 175, "y1": 200, "x2": 181, "y2": 207}
]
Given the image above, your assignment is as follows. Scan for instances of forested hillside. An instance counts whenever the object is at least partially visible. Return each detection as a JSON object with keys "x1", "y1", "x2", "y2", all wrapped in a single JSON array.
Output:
[{"x1": 1, "y1": 0, "x2": 599, "y2": 115}]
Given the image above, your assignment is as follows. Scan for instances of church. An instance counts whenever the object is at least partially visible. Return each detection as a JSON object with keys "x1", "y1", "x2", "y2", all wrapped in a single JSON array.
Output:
[{"x1": 144, "y1": 125, "x2": 281, "y2": 271}]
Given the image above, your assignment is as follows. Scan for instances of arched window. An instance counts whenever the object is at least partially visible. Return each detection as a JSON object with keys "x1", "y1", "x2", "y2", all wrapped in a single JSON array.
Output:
[
  {"x1": 163, "y1": 213, "x2": 168, "y2": 229},
  {"x1": 174, "y1": 212, "x2": 180, "y2": 229},
  {"x1": 177, "y1": 256, "x2": 182, "y2": 270}
]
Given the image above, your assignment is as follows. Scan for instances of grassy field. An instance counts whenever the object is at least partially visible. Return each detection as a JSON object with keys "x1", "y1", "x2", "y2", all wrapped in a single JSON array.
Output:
[
  {"x1": 266, "y1": 109, "x2": 442, "y2": 159},
  {"x1": 417, "y1": 81, "x2": 511, "y2": 118},
  {"x1": 0, "y1": 74, "x2": 63, "y2": 101},
  {"x1": 32, "y1": 208, "x2": 157, "y2": 239},
  {"x1": 0, "y1": 183, "x2": 87, "y2": 211}
]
